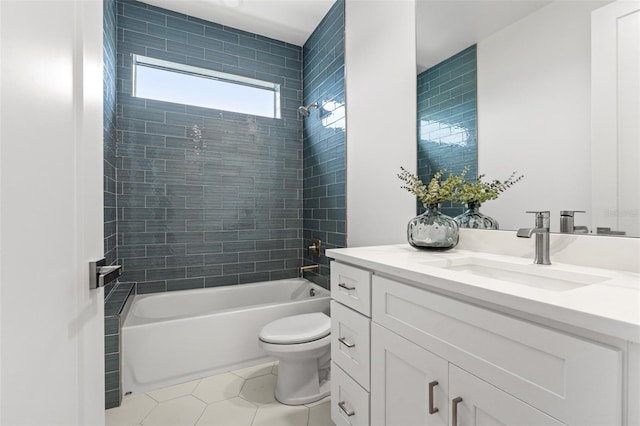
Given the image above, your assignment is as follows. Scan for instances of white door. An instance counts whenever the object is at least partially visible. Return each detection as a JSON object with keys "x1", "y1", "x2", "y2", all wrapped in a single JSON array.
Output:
[
  {"x1": 448, "y1": 365, "x2": 565, "y2": 426},
  {"x1": 1, "y1": 0, "x2": 105, "y2": 425},
  {"x1": 591, "y1": 0, "x2": 640, "y2": 236},
  {"x1": 371, "y1": 323, "x2": 448, "y2": 426}
]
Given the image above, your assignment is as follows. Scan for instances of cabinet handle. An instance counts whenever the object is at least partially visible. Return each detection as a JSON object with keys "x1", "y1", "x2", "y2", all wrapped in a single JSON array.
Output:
[
  {"x1": 452, "y1": 397, "x2": 463, "y2": 426},
  {"x1": 428, "y1": 380, "x2": 439, "y2": 414},
  {"x1": 338, "y1": 400, "x2": 355, "y2": 417},
  {"x1": 338, "y1": 337, "x2": 355, "y2": 348},
  {"x1": 339, "y1": 283, "x2": 356, "y2": 291}
]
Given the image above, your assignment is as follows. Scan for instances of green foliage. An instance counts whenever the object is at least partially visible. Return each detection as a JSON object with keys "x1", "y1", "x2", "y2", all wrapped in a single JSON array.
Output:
[
  {"x1": 453, "y1": 170, "x2": 524, "y2": 204},
  {"x1": 397, "y1": 167, "x2": 466, "y2": 205},
  {"x1": 398, "y1": 167, "x2": 523, "y2": 205}
]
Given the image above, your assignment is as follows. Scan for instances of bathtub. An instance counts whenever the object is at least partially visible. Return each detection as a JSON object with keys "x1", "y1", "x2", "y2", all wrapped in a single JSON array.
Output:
[{"x1": 121, "y1": 278, "x2": 330, "y2": 395}]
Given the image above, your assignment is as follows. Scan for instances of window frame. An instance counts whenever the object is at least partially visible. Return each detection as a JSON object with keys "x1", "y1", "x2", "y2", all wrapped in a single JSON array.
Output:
[{"x1": 131, "y1": 54, "x2": 281, "y2": 119}]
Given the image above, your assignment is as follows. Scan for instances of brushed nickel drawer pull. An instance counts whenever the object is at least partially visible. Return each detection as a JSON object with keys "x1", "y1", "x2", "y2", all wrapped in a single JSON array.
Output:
[
  {"x1": 428, "y1": 380, "x2": 439, "y2": 414},
  {"x1": 338, "y1": 337, "x2": 355, "y2": 348},
  {"x1": 339, "y1": 283, "x2": 356, "y2": 291},
  {"x1": 338, "y1": 401, "x2": 355, "y2": 417},
  {"x1": 452, "y1": 397, "x2": 463, "y2": 426}
]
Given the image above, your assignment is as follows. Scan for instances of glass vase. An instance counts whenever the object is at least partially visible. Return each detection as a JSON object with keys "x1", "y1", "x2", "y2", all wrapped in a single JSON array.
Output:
[
  {"x1": 407, "y1": 203, "x2": 459, "y2": 250},
  {"x1": 454, "y1": 202, "x2": 499, "y2": 230}
]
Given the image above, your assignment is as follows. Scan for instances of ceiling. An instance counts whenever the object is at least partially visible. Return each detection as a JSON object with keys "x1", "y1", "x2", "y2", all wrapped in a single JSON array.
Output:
[
  {"x1": 139, "y1": 0, "x2": 336, "y2": 46},
  {"x1": 139, "y1": 0, "x2": 555, "y2": 72},
  {"x1": 416, "y1": 0, "x2": 552, "y2": 72}
]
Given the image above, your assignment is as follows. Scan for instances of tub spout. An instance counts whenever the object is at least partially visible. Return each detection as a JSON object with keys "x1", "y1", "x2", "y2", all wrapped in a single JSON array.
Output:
[{"x1": 300, "y1": 264, "x2": 319, "y2": 277}]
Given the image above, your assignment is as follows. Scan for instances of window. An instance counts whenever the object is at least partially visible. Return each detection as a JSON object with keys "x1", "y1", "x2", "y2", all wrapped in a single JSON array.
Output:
[{"x1": 132, "y1": 55, "x2": 281, "y2": 119}]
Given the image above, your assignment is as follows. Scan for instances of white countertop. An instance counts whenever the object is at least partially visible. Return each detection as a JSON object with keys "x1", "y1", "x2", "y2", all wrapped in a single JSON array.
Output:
[{"x1": 326, "y1": 244, "x2": 640, "y2": 343}]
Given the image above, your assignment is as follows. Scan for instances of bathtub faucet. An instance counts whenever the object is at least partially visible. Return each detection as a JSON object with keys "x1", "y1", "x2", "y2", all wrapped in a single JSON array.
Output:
[{"x1": 299, "y1": 264, "x2": 319, "y2": 277}]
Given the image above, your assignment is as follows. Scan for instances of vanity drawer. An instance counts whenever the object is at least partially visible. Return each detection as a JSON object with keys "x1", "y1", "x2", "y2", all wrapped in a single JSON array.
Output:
[
  {"x1": 331, "y1": 300, "x2": 371, "y2": 390},
  {"x1": 331, "y1": 261, "x2": 372, "y2": 316},
  {"x1": 372, "y1": 275, "x2": 622, "y2": 426},
  {"x1": 331, "y1": 362, "x2": 370, "y2": 426}
]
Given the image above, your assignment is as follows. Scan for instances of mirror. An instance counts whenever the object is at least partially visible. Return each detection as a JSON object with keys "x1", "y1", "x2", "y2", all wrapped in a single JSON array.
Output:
[{"x1": 416, "y1": 0, "x2": 640, "y2": 237}]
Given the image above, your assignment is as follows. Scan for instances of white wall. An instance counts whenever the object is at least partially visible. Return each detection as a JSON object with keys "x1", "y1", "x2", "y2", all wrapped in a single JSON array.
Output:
[
  {"x1": 477, "y1": 1, "x2": 606, "y2": 233},
  {"x1": 0, "y1": 1, "x2": 105, "y2": 424},
  {"x1": 592, "y1": 1, "x2": 640, "y2": 238},
  {"x1": 345, "y1": 0, "x2": 417, "y2": 247}
]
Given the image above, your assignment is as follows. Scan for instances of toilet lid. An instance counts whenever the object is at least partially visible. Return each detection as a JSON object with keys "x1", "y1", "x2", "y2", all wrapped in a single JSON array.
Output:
[{"x1": 259, "y1": 313, "x2": 330, "y2": 344}]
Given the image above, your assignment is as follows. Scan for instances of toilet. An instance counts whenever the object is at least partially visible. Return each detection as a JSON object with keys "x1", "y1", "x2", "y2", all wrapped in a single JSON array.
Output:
[{"x1": 258, "y1": 312, "x2": 331, "y2": 405}]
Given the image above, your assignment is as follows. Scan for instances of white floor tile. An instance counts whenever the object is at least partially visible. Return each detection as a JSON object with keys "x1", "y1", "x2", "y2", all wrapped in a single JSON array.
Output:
[
  {"x1": 251, "y1": 402, "x2": 310, "y2": 426},
  {"x1": 239, "y1": 374, "x2": 277, "y2": 405},
  {"x1": 141, "y1": 395, "x2": 206, "y2": 426},
  {"x1": 308, "y1": 401, "x2": 334, "y2": 426},
  {"x1": 146, "y1": 379, "x2": 200, "y2": 402},
  {"x1": 105, "y1": 394, "x2": 157, "y2": 426},
  {"x1": 232, "y1": 362, "x2": 275, "y2": 379},
  {"x1": 192, "y1": 372, "x2": 246, "y2": 404},
  {"x1": 195, "y1": 397, "x2": 257, "y2": 426}
]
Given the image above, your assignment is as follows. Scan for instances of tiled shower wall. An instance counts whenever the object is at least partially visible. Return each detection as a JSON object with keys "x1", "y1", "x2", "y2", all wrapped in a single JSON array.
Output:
[
  {"x1": 104, "y1": 0, "x2": 118, "y2": 270},
  {"x1": 302, "y1": 0, "x2": 346, "y2": 288},
  {"x1": 417, "y1": 45, "x2": 477, "y2": 217},
  {"x1": 103, "y1": 0, "x2": 121, "y2": 409},
  {"x1": 115, "y1": 0, "x2": 304, "y2": 293}
]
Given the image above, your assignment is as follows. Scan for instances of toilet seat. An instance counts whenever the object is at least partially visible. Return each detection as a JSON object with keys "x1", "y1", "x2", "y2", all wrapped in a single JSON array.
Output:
[{"x1": 259, "y1": 312, "x2": 330, "y2": 344}]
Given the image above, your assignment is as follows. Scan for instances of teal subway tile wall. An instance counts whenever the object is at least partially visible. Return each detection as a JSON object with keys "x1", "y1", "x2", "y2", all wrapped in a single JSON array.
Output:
[
  {"x1": 115, "y1": 0, "x2": 304, "y2": 293},
  {"x1": 104, "y1": 0, "x2": 120, "y2": 408},
  {"x1": 417, "y1": 45, "x2": 477, "y2": 217},
  {"x1": 104, "y1": 0, "x2": 345, "y2": 406},
  {"x1": 104, "y1": 0, "x2": 118, "y2": 271},
  {"x1": 302, "y1": 0, "x2": 345, "y2": 288},
  {"x1": 104, "y1": 282, "x2": 135, "y2": 409}
]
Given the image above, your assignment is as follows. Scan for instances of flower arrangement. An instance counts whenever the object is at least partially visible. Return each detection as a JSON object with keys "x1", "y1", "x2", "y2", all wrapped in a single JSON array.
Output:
[
  {"x1": 398, "y1": 167, "x2": 523, "y2": 205},
  {"x1": 452, "y1": 169, "x2": 524, "y2": 205},
  {"x1": 397, "y1": 166, "x2": 464, "y2": 205}
]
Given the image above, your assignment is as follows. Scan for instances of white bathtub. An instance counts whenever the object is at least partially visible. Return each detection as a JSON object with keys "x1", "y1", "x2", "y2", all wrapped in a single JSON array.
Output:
[{"x1": 121, "y1": 278, "x2": 330, "y2": 395}]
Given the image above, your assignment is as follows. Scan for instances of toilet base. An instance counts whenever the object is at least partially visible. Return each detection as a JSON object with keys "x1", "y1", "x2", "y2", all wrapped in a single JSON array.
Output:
[
  {"x1": 275, "y1": 378, "x2": 330, "y2": 406},
  {"x1": 272, "y1": 352, "x2": 331, "y2": 405},
  {"x1": 258, "y1": 314, "x2": 332, "y2": 406}
]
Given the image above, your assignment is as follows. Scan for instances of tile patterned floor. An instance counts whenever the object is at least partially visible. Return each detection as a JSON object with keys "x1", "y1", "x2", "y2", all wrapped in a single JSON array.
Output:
[{"x1": 106, "y1": 362, "x2": 334, "y2": 426}]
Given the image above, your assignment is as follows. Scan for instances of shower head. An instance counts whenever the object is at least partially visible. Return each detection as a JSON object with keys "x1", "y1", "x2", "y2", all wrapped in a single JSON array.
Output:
[{"x1": 297, "y1": 103, "x2": 318, "y2": 117}]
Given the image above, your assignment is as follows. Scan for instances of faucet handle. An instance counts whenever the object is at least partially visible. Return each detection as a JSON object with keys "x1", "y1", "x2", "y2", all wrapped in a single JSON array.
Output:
[
  {"x1": 525, "y1": 210, "x2": 550, "y2": 216},
  {"x1": 525, "y1": 210, "x2": 550, "y2": 228},
  {"x1": 560, "y1": 210, "x2": 585, "y2": 217}
]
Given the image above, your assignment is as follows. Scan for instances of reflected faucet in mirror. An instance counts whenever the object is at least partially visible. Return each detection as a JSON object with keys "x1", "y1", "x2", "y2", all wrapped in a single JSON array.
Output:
[
  {"x1": 560, "y1": 210, "x2": 589, "y2": 234},
  {"x1": 415, "y1": 0, "x2": 639, "y2": 237},
  {"x1": 517, "y1": 211, "x2": 551, "y2": 265}
]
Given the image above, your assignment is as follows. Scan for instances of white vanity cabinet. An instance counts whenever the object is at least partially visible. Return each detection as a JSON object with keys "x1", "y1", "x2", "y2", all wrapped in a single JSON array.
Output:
[
  {"x1": 371, "y1": 323, "x2": 448, "y2": 426},
  {"x1": 371, "y1": 324, "x2": 565, "y2": 426},
  {"x1": 329, "y1": 258, "x2": 629, "y2": 426},
  {"x1": 448, "y1": 364, "x2": 566, "y2": 426},
  {"x1": 330, "y1": 262, "x2": 372, "y2": 426}
]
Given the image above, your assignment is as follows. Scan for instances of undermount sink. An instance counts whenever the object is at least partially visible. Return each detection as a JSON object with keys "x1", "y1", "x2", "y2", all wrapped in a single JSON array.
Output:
[{"x1": 421, "y1": 256, "x2": 612, "y2": 291}]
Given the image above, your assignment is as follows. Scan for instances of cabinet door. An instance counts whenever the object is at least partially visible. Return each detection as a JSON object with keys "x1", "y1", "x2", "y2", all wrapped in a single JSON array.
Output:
[
  {"x1": 332, "y1": 362, "x2": 370, "y2": 426},
  {"x1": 331, "y1": 261, "x2": 372, "y2": 316},
  {"x1": 371, "y1": 323, "x2": 448, "y2": 426},
  {"x1": 373, "y1": 275, "x2": 622, "y2": 425},
  {"x1": 332, "y1": 300, "x2": 371, "y2": 390},
  {"x1": 448, "y1": 365, "x2": 566, "y2": 426}
]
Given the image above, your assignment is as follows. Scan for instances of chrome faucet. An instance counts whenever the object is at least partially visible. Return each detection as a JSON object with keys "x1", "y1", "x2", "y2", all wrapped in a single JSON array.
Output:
[
  {"x1": 517, "y1": 211, "x2": 551, "y2": 265},
  {"x1": 560, "y1": 210, "x2": 588, "y2": 234}
]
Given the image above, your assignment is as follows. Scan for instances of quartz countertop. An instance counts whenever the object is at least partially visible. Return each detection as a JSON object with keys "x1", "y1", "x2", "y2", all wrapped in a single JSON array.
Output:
[{"x1": 326, "y1": 244, "x2": 640, "y2": 343}]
